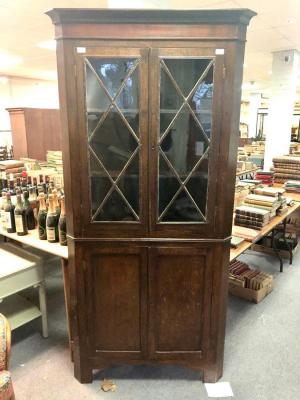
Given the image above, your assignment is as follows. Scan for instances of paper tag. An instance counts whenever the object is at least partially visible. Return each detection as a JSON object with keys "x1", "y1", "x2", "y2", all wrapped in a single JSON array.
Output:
[
  {"x1": 76, "y1": 47, "x2": 86, "y2": 54},
  {"x1": 5, "y1": 212, "x2": 12, "y2": 229},
  {"x1": 205, "y1": 382, "x2": 234, "y2": 398},
  {"x1": 215, "y1": 48, "x2": 225, "y2": 55},
  {"x1": 47, "y1": 227, "x2": 56, "y2": 241},
  {"x1": 15, "y1": 214, "x2": 25, "y2": 233}
]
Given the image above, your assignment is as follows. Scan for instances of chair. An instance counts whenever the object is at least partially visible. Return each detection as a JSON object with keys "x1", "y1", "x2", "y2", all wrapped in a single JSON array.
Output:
[{"x1": 0, "y1": 314, "x2": 14, "y2": 400}]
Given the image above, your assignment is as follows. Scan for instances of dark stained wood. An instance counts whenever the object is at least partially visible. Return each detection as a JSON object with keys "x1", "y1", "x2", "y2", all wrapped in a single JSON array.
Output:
[
  {"x1": 47, "y1": 8, "x2": 255, "y2": 384},
  {"x1": 46, "y1": 8, "x2": 256, "y2": 25},
  {"x1": 148, "y1": 247, "x2": 207, "y2": 358},
  {"x1": 6, "y1": 107, "x2": 62, "y2": 160}
]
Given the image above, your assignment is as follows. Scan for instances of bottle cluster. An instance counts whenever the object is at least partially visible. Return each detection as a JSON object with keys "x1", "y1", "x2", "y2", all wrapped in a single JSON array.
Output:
[{"x1": 0, "y1": 172, "x2": 67, "y2": 246}]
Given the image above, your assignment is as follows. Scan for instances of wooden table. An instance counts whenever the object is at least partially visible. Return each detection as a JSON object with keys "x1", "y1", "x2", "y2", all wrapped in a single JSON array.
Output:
[
  {"x1": 230, "y1": 200, "x2": 300, "y2": 270},
  {"x1": 0, "y1": 227, "x2": 72, "y2": 358}
]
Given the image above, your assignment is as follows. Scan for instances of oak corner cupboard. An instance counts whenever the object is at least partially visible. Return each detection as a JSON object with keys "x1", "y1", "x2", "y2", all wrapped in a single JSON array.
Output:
[{"x1": 47, "y1": 8, "x2": 256, "y2": 383}]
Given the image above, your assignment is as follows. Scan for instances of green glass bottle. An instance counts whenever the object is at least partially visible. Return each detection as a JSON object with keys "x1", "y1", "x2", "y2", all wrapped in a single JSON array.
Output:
[
  {"x1": 14, "y1": 193, "x2": 28, "y2": 236},
  {"x1": 4, "y1": 192, "x2": 16, "y2": 233},
  {"x1": 46, "y1": 194, "x2": 59, "y2": 243},
  {"x1": 23, "y1": 190, "x2": 35, "y2": 230},
  {"x1": 58, "y1": 196, "x2": 67, "y2": 246},
  {"x1": 37, "y1": 194, "x2": 47, "y2": 240}
]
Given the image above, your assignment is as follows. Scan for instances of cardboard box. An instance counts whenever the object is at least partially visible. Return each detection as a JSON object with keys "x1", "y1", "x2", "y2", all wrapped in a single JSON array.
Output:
[
  {"x1": 228, "y1": 279, "x2": 273, "y2": 304},
  {"x1": 251, "y1": 242, "x2": 298, "y2": 259}
]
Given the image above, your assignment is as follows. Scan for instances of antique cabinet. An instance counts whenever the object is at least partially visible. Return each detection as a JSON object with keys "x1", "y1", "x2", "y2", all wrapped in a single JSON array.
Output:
[
  {"x1": 47, "y1": 8, "x2": 255, "y2": 383},
  {"x1": 6, "y1": 107, "x2": 62, "y2": 160}
]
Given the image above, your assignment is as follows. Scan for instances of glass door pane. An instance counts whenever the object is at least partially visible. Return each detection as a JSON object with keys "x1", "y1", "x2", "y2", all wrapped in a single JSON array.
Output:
[
  {"x1": 85, "y1": 57, "x2": 141, "y2": 222},
  {"x1": 158, "y1": 57, "x2": 214, "y2": 223}
]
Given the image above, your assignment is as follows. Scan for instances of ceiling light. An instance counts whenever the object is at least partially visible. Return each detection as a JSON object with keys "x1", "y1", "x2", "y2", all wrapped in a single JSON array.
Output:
[
  {"x1": 0, "y1": 53, "x2": 23, "y2": 69},
  {"x1": 287, "y1": 17, "x2": 296, "y2": 24},
  {"x1": 37, "y1": 40, "x2": 56, "y2": 51}
]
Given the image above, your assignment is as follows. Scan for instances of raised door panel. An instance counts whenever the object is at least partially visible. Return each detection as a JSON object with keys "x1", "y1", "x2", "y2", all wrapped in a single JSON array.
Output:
[
  {"x1": 84, "y1": 246, "x2": 147, "y2": 359},
  {"x1": 148, "y1": 246, "x2": 212, "y2": 360},
  {"x1": 149, "y1": 47, "x2": 225, "y2": 238},
  {"x1": 75, "y1": 47, "x2": 149, "y2": 238}
]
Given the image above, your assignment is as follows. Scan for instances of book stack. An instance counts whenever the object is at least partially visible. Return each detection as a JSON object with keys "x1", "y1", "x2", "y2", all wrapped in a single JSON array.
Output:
[
  {"x1": 284, "y1": 180, "x2": 300, "y2": 193},
  {"x1": 253, "y1": 187, "x2": 285, "y2": 197},
  {"x1": 273, "y1": 155, "x2": 300, "y2": 183},
  {"x1": 243, "y1": 194, "x2": 281, "y2": 216},
  {"x1": 46, "y1": 151, "x2": 63, "y2": 173},
  {"x1": 229, "y1": 260, "x2": 273, "y2": 291},
  {"x1": 234, "y1": 205, "x2": 271, "y2": 230},
  {"x1": 255, "y1": 170, "x2": 274, "y2": 185}
]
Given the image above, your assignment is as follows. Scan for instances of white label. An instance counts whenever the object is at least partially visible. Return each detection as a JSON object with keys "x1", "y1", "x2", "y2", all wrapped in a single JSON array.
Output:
[
  {"x1": 47, "y1": 227, "x2": 56, "y2": 241},
  {"x1": 15, "y1": 214, "x2": 24, "y2": 233},
  {"x1": 1, "y1": 210, "x2": 6, "y2": 229},
  {"x1": 215, "y1": 48, "x2": 225, "y2": 55},
  {"x1": 76, "y1": 47, "x2": 86, "y2": 53},
  {"x1": 5, "y1": 212, "x2": 12, "y2": 229}
]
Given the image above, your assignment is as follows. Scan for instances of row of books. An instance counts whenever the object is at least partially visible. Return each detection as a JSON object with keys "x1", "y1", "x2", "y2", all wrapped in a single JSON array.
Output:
[
  {"x1": 273, "y1": 155, "x2": 300, "y2": 184},
  {"x1": 284, "y1": 180, "x2": 300, "y2": 193},
  {"x1": 255, "y1": 170, "x2": 274, "y2": 185},
  {"x1": 234, "y1": 188, "x2": 287, "y2": 230},
  {"x1": 229, "y1": 260, "x2": 273, "y2": 291}
]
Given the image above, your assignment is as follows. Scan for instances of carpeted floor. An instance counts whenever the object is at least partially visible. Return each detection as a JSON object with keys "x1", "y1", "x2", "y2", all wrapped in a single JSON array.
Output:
[{"x1": 9, "y1": 249, "x2": 300, "y2": 400}]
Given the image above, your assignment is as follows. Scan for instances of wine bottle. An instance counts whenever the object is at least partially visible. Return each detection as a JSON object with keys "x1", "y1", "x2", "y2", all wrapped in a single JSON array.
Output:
[
  {"x1": 37, "y1": 194, "x2": 47, "y2": 240},
  {"x1": 8, "y1": 174, "x2": 16, "y2": 196},
  {"x1": 21, "y1": 172, "x2": 28, "y2": 192},
  {"x1": 1, "y1": 172, "x2": 8, "y2": 192},
  {"x1": 52, "y1": 189, "x2": 61, "y2": 217},
  {"x1": 4, "y1": 192, "x2": 16, "y2": 233},
  {"x1": 14, "y1": 193, "x2": 28, "y2": 236},
  {"x1": 58, "y1": 196, "x2": 67, "y2": 246},
  {"x1": 23, "y1": 190, "x2": 35, "y2": 230},
  {"x1": 29, "y1": 187, "x2": 38, "y2": 223},
  {"x1": 0, "y1": 192, "x2": 6, "y2": 229},
  {"x1": 46, "y1": 194, "x2": 58, "y2": 243}
]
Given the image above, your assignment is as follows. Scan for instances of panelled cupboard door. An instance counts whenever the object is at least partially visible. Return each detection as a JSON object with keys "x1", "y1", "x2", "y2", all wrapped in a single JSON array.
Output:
[
  {"x1": 149, "y1": 47, "x2": 225, "y2": 238},
  {"x1": 83, "y1": 246, "x2": 148, "y2": 359},
  {"x1": 75, "y1": 47, "x2": 149, "y2": 237},
  {"x1": 148, "y1": 246, "x2": 212, "y2": 360}
]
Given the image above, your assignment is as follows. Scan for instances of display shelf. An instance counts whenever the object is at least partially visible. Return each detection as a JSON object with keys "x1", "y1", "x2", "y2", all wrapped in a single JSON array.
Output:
[
  {"x1": 0, "y1": 294, "x2": 42, "y2": 330},
  {"x1": 0, "y1": 227, "x2": 68, "y2": 259}
]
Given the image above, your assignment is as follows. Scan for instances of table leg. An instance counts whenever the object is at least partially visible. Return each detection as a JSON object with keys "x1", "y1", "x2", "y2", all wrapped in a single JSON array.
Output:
[
  {"x1": 61, "y1": 258, "x2": 73, "y2": 361},
  {"x1": 38, "y1": 282, "x2": 48, "y2": 338},
  {"x1": 271, "y1": 229, "x2": 283, "y2": 272}
]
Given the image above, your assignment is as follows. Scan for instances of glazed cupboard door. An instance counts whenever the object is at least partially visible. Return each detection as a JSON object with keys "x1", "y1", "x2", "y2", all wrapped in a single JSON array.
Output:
[
  {"x1": 75, "y1": 47, "x2": 149, "y2": 237},
  {"x1": 149, "y1": 47, "x2": 225, "y2": 238},
  {"x1": 148, "y1": 246, "x2": 213, "y2": 360},
  {"x1": 82, "y1": 245, "x2": 148, "y2": 359}
]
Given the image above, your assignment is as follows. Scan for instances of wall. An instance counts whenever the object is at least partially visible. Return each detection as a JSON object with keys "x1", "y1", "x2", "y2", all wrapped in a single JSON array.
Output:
[{"x1": 0, "y1": 76, "x2": 59, "y2": 149}]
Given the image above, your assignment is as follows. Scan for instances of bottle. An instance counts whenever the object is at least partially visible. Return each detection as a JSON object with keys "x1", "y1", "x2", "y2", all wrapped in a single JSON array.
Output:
[
  {"x1": 58, "y1": 196, "x2": 67, "y2": 246},
  {"x1": 46, "y1": 194, "x2": 58, "y2": 243},
  {"x1": 52, "y1": 189, "x2": 61, "y2": 216},
  {"x1": 37, "y1": 194, "x2": 47, "y2": 240},
  {"x1": 23, "y1": 191, "x2": 35, "y2": 230},
  {"x1": 29, "y1": 187, "x2": 38, "y2": 223},
  {"x1": 0, "y1": 192, "x2": 6, "y2": 229},
  {"x1": 4, "y1": 192, "x2": 16, "y2": 233},
  {"x1": 14, "y1": 193, "x2": 28, "y2": 236},
  {"x1": 21, "y1": 172, "x2": 28, "y2": 192},
  {"x1": 15, "y1": 177, "x2": 22, "y2": 193},
  {"x1": 1, "y1": 172, "x2": 8, "y2": 192},
  {"x1": 8, "y1": 174, "x2": 16, "y2": 196}
]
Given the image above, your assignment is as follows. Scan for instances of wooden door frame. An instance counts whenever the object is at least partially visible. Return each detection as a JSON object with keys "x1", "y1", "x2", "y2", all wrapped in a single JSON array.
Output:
[
  {"x1": 74, "y1": 46, "x2": 150, "y2": 238},
  {"x1": 148, "y1": 46, "x2": 225, "y2": 238}
]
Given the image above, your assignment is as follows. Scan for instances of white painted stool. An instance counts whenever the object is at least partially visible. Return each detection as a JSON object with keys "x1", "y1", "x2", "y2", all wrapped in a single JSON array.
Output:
[{"x1": 0, "y1": 243, "x2": 48, "y2": 337}]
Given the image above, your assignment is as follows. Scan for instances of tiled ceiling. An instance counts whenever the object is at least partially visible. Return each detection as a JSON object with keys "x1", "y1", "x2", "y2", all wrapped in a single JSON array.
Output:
[{"x1": 0, "y1": 0, "x2": 299, "y2": 96}]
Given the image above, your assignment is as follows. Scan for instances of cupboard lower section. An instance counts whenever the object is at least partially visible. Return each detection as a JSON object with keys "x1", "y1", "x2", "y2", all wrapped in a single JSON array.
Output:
[{"x1": 70, "y1": 240, "x2": 229, "y2": 383}]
